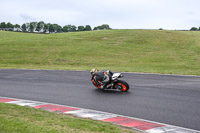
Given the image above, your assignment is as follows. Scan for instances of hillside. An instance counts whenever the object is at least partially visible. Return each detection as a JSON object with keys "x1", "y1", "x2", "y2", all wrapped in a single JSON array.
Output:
[{"x1": 0, "y1": 30, "x2": 200, "y2": 75}]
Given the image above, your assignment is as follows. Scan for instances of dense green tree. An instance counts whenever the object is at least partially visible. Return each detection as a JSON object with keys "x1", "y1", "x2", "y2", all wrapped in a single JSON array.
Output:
[
  {"x1": 78, "y1": 25, "x2": 85, "y2": 31},
  {"x1": 85, "y1": 25, "x2": 92, "y2": 31},
  {"x1": 21, "y1": 24, "x2": 27, "y2": 32},
  {"x1": 49, "y1": 24, "x2": 54, "y2": 33},
  {"x1": 14, "y1": 24, "x2": 21, "y2": 31},
  {"x1": 56, "y1": 25, "x2": 62, "y2": 33},
  {"x1": 101, "y1": 24, "x2": 110, "y2": 29},
  {"x1": 190, "y1": 27, "x2": 198, "y2": 31},
  {"x1": 93, "y1": 27, "x2": 97, "y2": 30},
  {"x1": 6, "y1": 22, "x2": 14, "y2": 31},
  {"x1": 63, "y1": 25, "x2": 77, "y2": 32},
  {"x1": 36, "y1": 21, "x2": 45, "y2": 32},
  {"x1": 71, "y1": 25, "x2": 77, "y2": 32},
  {"x1": 0, "y1": 22, "x2": 6, "y2": 30},
  {"x1": 29, "y1": 24, "x2": 34, "y2": 32},
  {"x1": 62, "y1": 25, "x2": 68, "y2": 32},
  {"x1": 43, "y1": 23, "x2": 48, "y2": 33},
  {"x1": 29, "y1": 22, "x2": 37, "y2": 32},
  {"x1": 93, "y1": 24, "x2": 111, "y2": 30},
  {"x1": 51, "y1": 24, "x2": 62, "y2": 33},
  {"x1": 46, "y1": 23, "x2": 51, "y2": 33}
]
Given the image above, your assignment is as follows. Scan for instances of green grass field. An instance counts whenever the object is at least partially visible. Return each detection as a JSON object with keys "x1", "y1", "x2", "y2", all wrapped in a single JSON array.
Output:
[
  {"x1": 0, "y1": 103, "x2": 133, "y2": 133},
  {"x1": 0, "y1": 30, "x2": 200, "y2": 75}
]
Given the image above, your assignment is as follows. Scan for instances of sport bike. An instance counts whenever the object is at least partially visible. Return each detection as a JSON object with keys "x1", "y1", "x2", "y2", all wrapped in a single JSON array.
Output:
[{"x1": 91, "y1": 72, "x2": 129, "y2": 92}]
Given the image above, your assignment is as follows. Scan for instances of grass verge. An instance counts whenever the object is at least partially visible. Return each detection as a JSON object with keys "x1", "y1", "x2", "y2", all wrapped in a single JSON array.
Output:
[
  {"x1": 0, "y1": 102, "x2": 134, "y2": 133},
  {"x1": 0, "y1": 30, "x2": 200, "y2": 75}
]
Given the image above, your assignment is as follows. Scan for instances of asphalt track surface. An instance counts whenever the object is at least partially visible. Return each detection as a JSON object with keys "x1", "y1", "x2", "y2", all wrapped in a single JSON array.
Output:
[{"x1": 0, "y1": 69, "x2": 200, "y2": 131}]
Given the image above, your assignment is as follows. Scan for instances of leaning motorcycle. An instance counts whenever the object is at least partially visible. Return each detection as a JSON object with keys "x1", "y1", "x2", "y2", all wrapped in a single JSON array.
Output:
[{"x1": 91, "y1": 72, "x2": 129, "y2": 92}]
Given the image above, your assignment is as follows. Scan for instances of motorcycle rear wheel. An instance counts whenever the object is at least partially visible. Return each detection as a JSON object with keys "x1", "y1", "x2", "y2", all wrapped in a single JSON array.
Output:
[{"x1": 115, "y1": 80, "x2": 129, "y2": 92}]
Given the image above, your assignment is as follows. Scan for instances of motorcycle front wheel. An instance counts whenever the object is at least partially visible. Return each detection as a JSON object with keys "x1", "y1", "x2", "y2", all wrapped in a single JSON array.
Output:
[
  {"x1": 91, "y1": 79, "x2": 101, "y2": 89},
  {"x1": 115, "y1": 80, "x2": 129, "y2": 92}
]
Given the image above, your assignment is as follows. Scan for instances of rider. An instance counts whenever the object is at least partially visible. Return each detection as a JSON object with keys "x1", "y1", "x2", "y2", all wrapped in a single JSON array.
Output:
[{"x1": 90, "y1": 68, "x2": 113, "y2": 89}]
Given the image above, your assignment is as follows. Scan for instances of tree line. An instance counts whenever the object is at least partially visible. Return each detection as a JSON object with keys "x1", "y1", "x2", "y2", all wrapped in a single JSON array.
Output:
[
  {"x1": 0, "y1": 21, "x2": 111, "y2": 33},
  {"x1": 190, "y1": 27, "x2": 200, "y2": 31}
]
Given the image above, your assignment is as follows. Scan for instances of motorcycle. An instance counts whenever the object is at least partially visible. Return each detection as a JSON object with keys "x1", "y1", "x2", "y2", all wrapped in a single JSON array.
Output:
[{"x1": 91, "y1": 72, "x2": 129, "y2": 92}]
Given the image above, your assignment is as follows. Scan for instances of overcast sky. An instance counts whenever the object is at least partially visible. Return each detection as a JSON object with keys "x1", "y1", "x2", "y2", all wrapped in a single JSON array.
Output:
[{"x1": 1, "y1": 0, "x2": 200, "y2": 30}]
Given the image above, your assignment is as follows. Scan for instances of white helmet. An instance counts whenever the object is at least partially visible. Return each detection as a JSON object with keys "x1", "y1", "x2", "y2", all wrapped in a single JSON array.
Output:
[{"x1": 90, "y1": 68, "x2": 98, "y2": 75}]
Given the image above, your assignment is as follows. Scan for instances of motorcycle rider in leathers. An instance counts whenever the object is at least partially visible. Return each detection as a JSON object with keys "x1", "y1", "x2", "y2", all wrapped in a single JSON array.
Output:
[{"x1": 90, "y1": 68, "x2": 113, "y2": 89}]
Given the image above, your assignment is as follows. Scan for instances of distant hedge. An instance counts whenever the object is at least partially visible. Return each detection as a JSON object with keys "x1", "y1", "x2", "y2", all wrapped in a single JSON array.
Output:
[{"x1": 0, "y1": 21, "x2": 111, "y2": 33}]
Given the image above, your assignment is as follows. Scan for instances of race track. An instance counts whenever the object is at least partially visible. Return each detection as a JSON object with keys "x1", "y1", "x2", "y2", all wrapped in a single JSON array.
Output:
[{"x1": 0, "y1": 69, "x2": 200, "y2": 131}]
